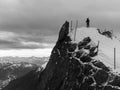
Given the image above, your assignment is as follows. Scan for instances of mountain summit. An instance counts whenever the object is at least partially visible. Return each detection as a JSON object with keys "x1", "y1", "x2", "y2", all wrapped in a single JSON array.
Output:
[
  {"x1": 2, "y1": 21, "x2": 120, "y2": 90},
  {"x1": 70, "y1": 26, "x2": 120, "y2": 70}
]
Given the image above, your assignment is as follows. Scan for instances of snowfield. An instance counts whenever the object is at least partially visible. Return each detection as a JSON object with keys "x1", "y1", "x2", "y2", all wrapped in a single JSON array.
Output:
[{"x1": 69, "y1": 27, "x2": 120, "y2": 71}]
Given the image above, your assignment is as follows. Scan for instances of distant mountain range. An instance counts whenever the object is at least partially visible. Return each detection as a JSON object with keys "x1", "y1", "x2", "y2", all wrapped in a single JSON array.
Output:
[
  {"x1": 0, "y1": 57, "x2": 49, "y2": 66},
  {"x1": 0, "y1": 57, "x2": 49, "y2": 89}
]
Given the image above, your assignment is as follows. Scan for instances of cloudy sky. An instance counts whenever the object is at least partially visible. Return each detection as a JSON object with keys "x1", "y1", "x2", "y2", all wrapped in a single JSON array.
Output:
[{"x1": 0, "y1": 0, "x2": 120, "y2": 57}]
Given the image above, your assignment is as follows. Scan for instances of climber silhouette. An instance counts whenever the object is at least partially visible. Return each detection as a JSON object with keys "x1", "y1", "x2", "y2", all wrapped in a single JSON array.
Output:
[{"x1": 86, "y1": 18, "x2": 90, "y2": 27}]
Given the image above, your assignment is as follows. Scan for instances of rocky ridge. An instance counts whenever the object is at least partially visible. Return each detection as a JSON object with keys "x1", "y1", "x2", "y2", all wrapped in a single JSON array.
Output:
[{"x1": 2, "y1": 21, "x2": 120, "y2": 90}]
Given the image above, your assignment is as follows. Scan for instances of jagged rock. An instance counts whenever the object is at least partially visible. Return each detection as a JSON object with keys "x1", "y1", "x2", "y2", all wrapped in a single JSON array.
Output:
[
  {"x1": 78, "y1": 37, "x2": 91, "y2": 50},
  {"x1": 68, "y1": 43, "x2": 77, "y2": 52},
  {"x1": 84, "y1": 45, "x2": 91, "y2": 49},
  {"x1": 83, "y1": 37, "x2": 91, "y2": 43},
  {"x1": 102, "y1": 31, "x2": 113, "y2": 39},
  {"x1": 94, "y1": 70, "x2": 109, "y2": 85},
  {"x1": 75, "y1": 51, "x2": 83, "y2": 58},
  {"x1": 80, "y1": 77, "x2": 95, "y2": 90},
  {"x1": 104, "y1": 85, "x2": 120, "y2": 90},
  {"x1": 80, "y1": 55, "x2": 92, "y2": 62},
  {"x1": 92, "y1": 60, "x2": 110, "y2": 71},
  {"x1": 109, "y1": 75, "x2": 120, "y2": 87},
  {"x1": 83, "y1": 63, "x2": 94, "y2": 76},
  {"x1": 58, "y1": 21, "x2": 69, "y2": 42},
  {"x1": 89, "y1": 47, "x2": 97, "y2": 56}
]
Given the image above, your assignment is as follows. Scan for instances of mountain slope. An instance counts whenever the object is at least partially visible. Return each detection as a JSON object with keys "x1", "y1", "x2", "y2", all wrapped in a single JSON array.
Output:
[
  {"x1": 70, "y1": 27, "x2": 120, "y2": 69},
  {"x1": 2, "y1": 21, "x2": 120, "y2": 90},
  {"x1": 0, "y1": 62, "x2": 38, "y2": 89}
]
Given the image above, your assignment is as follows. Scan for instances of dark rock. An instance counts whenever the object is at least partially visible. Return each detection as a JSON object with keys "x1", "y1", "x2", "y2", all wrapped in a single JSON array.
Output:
[
  {"x1": 80, "y1": 77, "x2": 94, "y2": 90},
  {"x1": 68, "y1": 43, "x2": 77, "y2": 52},
  {"x1": 83, "y1": 37, "x2": 91, "y2": 43},
  {"x1": 97, "y1": 28, "x2": 102, "y2": 34},
  {"x1": 88, "y1": 86, "x2": 96, "y2": 90},
  {"x1": 104, "y1": 85, "x2": 120, "y2": 90},
  {"x1": 83, "y1": 64, "x2": 94, "y2": 76},
  {"x1": 102, "y1": 30, "x2": 113, "y2": 39},
  {"x1": 78, "y1": 42, "x2": 84, "y2": 50},
  {"x1": 84, "y1": 45, "x2": 91, "y2": 49},
  {"x1": 92, "y1": 61, "x2": 110, "y2": 72},
  {"x1": 77, "y1": 73, "x2": 84, "y2": 84},
  {"x1": 96, "y1": 85, "x2": 104, "y2": 90},
  {"x1": 109, "y1": 75, "x2": 120, "y2": 87},
  {"x1": 75, "y1": 51, "x2": 83, "y2": 58},
  {"x1": 78, "y1": 37, "x2": 91, "y2": 50},
  {"x1": 89, "y1": 46, "x2": 98, "y2": 57},
  {"x1": 68, "y1": 53, "x2": 72, "y2": 57},
  {"x1": 94, "y1": 70, "x2": 109, "y2": 85},
  {"x1": 80, "y1": 55, "x2": 92, "y2": 62},
  {"x1": 58, "y1": 21, "x2": 69, "y2": 42},
  {"x1": 85, "y1": 77, "x2": 94, "y2": 85}
]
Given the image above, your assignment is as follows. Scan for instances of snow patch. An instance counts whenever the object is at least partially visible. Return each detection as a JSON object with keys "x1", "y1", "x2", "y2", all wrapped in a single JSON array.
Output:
[{"x1": 69, "y1": 27, "x2": 120, "y2": 71}]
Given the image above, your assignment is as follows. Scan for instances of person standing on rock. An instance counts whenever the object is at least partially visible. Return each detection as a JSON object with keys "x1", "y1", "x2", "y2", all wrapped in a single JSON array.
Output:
[{"x1": 86, "y1": 18, "x2": 90, "y2": 27}]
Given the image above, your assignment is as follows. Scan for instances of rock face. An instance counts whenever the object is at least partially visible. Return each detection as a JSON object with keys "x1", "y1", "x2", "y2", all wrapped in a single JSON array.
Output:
[
  {"x1": 101, "y1": 31, "x2": 113, "y2": 39},
  {"x1": 2, "y1": 21, "x2": 120, "y2": 90}
]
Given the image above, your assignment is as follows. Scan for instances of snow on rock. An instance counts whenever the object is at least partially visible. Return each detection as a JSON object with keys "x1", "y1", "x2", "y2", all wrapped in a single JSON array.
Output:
[
  {"x1": 24, "y1": 64, "x2": 33, "y2": 68},
  {"x1": 69, "y1": 27, "x2": 120, "y2": 70},
  {"x1": 36, "y1": 22, "x2": 120, "y2": 90},
  {"x1": 41, "y1": 62, "x2": 48, "y2": 69}
]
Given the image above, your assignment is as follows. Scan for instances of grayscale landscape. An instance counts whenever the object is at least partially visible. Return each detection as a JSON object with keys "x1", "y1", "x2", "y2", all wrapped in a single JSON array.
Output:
[{"x1": 0, "y1": 0, "x2": 120, "y2": 90}]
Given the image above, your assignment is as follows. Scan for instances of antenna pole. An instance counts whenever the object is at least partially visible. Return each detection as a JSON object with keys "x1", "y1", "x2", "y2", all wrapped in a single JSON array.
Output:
[
  {"x1": 97, "y1": 41, "x2": 100, "y2": 55},
  {"x1": 114, "y1": 48, "x2": 116, "y2": 69},
  {"x1": 74, "y1": 20, "x2": 78, "y2": 41},
  {"x1": 70, "y1": 20, "x2": 73, "y2": 32}
]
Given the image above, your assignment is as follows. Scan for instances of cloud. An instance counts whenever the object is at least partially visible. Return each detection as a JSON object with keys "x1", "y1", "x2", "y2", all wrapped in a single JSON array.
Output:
[
  {"x1": 0, "y1": 0, "x2": 120, "y2": 50},
  {"x1": 0, "y1": 0, "x2": 120, "y2": 35},
  {"x1": 0, "y1": 0, "x2": 120, "y2": 56},
  {"x1": 0, "y1": 48, "x2": 52, "y2": 57},
  {"x1": 0, "y1": 31, "x2": 55, "y2": 49}
]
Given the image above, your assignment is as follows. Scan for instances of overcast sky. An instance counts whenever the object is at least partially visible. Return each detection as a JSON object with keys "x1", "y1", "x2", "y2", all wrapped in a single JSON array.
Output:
[{"x1": 0, "y1": 0, "x2": 120, "y2": 56}]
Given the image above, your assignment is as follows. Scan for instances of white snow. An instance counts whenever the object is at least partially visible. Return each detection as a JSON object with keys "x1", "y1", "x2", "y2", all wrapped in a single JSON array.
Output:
[
  {"x1": 24, "y1": 64, "x2": 33, "y2": 67},
  {"x1": 69, "y1": 27, "x2": 120, "y2": 71},
  {"x1": 41, "y1": 62, "x2": 48, "y2": 69}
]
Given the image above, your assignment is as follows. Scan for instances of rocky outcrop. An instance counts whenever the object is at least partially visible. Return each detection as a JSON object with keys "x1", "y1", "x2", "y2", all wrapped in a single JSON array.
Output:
[
  {"x1": 97, "y1": 29, "x2": 113, "y2": 39},
  {"x1": 2, "y1": 21, "x2": 120, "y2": 90},
  {"x1": 102, "y1": 31, "x2": 113, "y2": 39}
]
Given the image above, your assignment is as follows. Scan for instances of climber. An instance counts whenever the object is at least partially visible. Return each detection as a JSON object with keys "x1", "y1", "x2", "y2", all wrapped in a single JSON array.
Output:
[{"x1": 86, "y1": 18, "x2": 90, "y2": 27}]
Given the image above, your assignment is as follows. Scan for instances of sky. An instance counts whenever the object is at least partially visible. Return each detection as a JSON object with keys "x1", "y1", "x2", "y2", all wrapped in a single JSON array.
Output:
[{"x1": 0, "y1": 0, "x2": 120, "y2": 57}]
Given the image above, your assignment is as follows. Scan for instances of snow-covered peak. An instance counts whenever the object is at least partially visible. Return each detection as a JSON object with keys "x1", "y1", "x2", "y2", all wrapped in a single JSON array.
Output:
[{"x1": 69, "y1": 27, "x2": 120, "y2": 70}]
